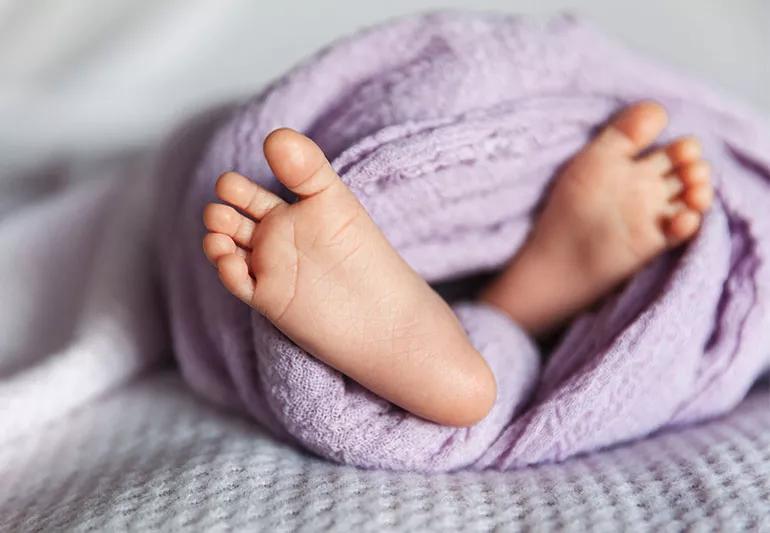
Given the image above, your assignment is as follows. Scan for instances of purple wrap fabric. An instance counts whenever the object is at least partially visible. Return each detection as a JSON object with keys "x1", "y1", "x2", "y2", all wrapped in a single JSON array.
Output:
[{"x1": 157, "y1": 12, "x2": 770, "y2": 472}]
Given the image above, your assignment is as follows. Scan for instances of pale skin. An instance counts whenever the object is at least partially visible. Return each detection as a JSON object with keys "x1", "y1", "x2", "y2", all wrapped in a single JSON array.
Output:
[{"x1": 202, "y1": 101, "x2": 713, "y2": 427}]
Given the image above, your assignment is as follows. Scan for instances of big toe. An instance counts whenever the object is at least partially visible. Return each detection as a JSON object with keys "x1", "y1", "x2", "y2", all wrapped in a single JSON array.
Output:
[
  {"x1": 263, "y1": 128, "x2": 342, "y2": 198},
  {"x1": 595, "y1": 100, "x2": 669, "y2": 155}
]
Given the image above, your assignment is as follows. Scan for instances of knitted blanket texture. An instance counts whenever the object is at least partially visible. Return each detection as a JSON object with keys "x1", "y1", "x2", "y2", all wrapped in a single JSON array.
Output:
[{"x1": 158, "y1": 12, "x2": 770, "y2": 472}]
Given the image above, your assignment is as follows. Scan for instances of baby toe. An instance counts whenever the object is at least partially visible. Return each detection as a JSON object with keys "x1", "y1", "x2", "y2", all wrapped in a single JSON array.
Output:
[
  {"x1": 203, "y1": 203, "x2": 257, "y2": 248},
  {"x1": 203, "y1": 232, "x2": 237, "y2": 264},
  {"x1": 215, "y1": 172, "x2": 254, "y2": 207},
  {"x1": 217, "y1": 254, "x2": 256, "y2": 305},
  {"x1": 666, "y1": 136, "x2": 702, "y2": 167},
  {"x1": 683, "y1": 182, "x2": 714, "y2": 212},
  {"x1": 642, "y1": 136, "x2": 703, "y2": 176},
  {"x1": 216, "y1": 171, "x2": 286, "y2": 220},
  {"x1": 677, "y1": 160, "x2": 711, "y2": 187},
  {"x1": 667, "y1": 208, "x2": 702, "y2": 245}
]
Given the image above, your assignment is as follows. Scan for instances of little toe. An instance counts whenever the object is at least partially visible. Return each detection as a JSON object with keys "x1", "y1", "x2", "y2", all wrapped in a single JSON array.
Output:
[
  {"x1": 203, "y1": 232, "x2": 236, "y2": 263},
  {"x1": 682, "y1": 182, "x2": 714, "y2": 212},
  {"x1": 217, "y1": 254, "x2": 256, "y2": 305},
  {"x1": 595, "y1": 100, "x2": 668, "y2": 156},
  {"x1": 216, "y1": 171, "x2": 286, "y2": 220},
  {"x1": 666, "y1": 209, "x2": 702, "y2": 245},
  {"x1": 203, "y1": 203, "x2": 256, "y2": 248}
]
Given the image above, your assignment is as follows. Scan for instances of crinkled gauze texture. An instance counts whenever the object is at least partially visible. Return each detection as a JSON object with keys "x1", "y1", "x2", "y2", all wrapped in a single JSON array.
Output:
[{"x1": 157, "y1": 12, "x2": 770, "y2": 472}]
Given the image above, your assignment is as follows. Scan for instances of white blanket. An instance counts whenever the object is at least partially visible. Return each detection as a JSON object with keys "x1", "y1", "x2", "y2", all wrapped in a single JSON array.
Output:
[
  {"x1": 2, "y1": 371, "x2": 768, "y2": 531},
  {"x1": 1, "y1": 1, "x2": 769, "y2": 527},
  {"x1": 0, "y1": 158, "x2": 165, "y2": 443}
]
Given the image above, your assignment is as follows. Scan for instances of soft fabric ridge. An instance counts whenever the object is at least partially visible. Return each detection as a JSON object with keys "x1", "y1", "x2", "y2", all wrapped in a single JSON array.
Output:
[{"x1": 157, "y1": 12, "x2": 770, "y2": 472}]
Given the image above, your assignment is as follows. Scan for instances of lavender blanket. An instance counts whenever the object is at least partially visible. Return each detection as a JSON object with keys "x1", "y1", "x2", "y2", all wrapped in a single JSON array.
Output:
[{"x1": 158, "y1": 12, "x2": 770, "y2": 472}]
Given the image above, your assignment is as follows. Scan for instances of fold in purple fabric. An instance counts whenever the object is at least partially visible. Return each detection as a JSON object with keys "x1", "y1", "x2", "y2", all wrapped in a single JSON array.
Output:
[{"x1": 157, "y1": 12, "x2": 770, "y2": 472}]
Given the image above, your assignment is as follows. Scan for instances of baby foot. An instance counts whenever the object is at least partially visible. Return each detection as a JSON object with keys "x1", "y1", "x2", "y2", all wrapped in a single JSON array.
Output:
[
  {"x1": 203, "y1": 129, "x2": 496, "y2": 426},
  {"x1": 481, "y1": 101, "x2": 713, "y2": 333}
]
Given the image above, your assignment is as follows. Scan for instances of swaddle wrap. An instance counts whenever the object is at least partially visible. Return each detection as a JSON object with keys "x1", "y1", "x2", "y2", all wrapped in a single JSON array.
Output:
[{"x1": 157, "y1": 12, "x2": 770, "y2": 472}]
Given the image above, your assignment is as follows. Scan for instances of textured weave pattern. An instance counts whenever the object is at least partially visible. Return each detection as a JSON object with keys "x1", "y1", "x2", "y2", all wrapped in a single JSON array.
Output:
[
  {"x1": 159, "y1": 11, "x2": 770, "y2": 472},
  {"x1": 2, "y1": 372, "x2": 768, "y2": 532}
]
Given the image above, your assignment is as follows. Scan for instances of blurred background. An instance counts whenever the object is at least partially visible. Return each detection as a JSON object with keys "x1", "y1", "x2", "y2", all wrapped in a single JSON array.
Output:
[{"x1": 1, "y1": 0, "x2": 768, "y2": 184}]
